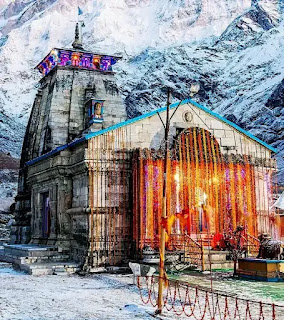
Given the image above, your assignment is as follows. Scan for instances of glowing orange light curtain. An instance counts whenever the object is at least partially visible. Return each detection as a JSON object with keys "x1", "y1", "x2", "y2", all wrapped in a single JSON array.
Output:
[{"x1": 133, "y1": 129, "x2": 258, "y2": 251}]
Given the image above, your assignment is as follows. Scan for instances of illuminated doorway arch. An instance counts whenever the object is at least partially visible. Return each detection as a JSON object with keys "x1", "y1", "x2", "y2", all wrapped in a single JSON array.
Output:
[{"x1": 173, "y1": 127, "x2": 224, "y2": 236}]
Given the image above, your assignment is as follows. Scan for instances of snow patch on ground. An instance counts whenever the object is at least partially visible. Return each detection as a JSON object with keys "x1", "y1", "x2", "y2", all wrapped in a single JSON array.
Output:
[
  {"x1": 0, "y1": 264, "x2": 283, "y2": 319},
  {"x1": 0, "y1": 267, "x2": 157, "y2": 320}
]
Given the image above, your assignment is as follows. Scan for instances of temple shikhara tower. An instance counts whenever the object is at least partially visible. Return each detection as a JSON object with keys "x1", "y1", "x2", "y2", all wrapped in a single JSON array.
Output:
[{"x1": 9, "y1": 24, "x2": 280, "y2": 272}]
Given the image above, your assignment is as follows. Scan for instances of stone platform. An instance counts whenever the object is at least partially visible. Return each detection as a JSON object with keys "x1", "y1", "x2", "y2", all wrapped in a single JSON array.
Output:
[
  {"x1": 203, "y1": 250, "x2": 234, "y2": 270},
  {"x1": 142, "y1": 248, "x2": 234, "y2": 272},
  {"x1": 0, "y1": 244, "x2": 80, "y2": 275},
  {"x1": 237, "y1": 258, "x2": 284, "y2": 282}
]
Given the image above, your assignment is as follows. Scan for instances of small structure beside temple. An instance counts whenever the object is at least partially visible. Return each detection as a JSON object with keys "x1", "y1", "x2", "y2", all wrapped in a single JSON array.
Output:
[
  {"x1": 237, "y1": 233, "x2": 284, "y2": 281},
  {"x1": 5, "y1": 26, "x2": 281, "y2": 273},
  {"x1": 237, "y1": 258, "x2": 284, "y2": 282}
]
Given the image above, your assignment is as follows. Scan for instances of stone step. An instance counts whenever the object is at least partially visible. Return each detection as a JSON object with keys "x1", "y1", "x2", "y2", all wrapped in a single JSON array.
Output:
[
  {"x1": 0, "y1": 244, "x2": 76, "y2": 274},
  {"x1": 203, "y1": 249, "x2": 229, "y2": 254},
  {"x1": 204, "y1": 262, "x2": 234, "y2": 270},
  {"x1": 204, "y1": 255, "x2": 230, "y2": 263},
  {"x1": 183, "y1": 249, "x2": 234, "y2": 270},
  {"x1": 20, "y1": 261, "x2": 80, "y2": 276},
  {"x1": 184, "y1": 251, "x2": 230, "y2": 261},
  {"x1": 1, "y1": 244, "x2": 81, "y2": 275},
  {"x1": 19, "y1": 254, "x2": 70, "y2": 265},
  {"x1": 3, "y1": 244, "x2": 59, "y2": 257}
]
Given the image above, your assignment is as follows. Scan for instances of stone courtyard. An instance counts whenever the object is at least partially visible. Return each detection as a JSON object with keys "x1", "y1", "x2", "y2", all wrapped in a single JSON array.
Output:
[
  {"x1": 0, "y1": 262, "x2": 283, "y2": 320},
  {"x1": 0, "y1": 262, "x2": 154, "y2": 320}
]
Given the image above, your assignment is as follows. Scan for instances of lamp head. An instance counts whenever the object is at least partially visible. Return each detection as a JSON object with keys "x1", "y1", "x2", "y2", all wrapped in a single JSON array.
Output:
[{"x1": 190, "y1": 82, "x2": 200, "y2": 97}]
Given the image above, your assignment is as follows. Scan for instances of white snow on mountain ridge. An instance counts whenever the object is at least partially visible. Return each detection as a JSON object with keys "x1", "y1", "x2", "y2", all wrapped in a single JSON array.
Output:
[
  {"x1": 115, "y1": 1, "x2": 284, "y2": 180},
  {"x1": 0, "y1": 0, "x2": 283, "y2": 183},
  {"x1": 0, "y1": 0, "x2": 252, "y2": 155}
]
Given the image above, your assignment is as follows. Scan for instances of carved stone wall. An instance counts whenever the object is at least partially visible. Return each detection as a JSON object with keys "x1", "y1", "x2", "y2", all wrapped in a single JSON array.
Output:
[{"x1": 14, "y1": 63, "x2": 127, "y2": 247}]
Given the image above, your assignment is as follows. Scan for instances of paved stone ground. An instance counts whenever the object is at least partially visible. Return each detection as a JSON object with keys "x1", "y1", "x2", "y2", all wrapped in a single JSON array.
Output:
[
  {"x1": 177, "y1": 270, "x2": 284, "y2": 304},
  {"x1": 0, "y1": 262, "x2": 284, "y2": 320},
  {"x1": 0, "y1": 262, "x2": 158, "y2": 320}
]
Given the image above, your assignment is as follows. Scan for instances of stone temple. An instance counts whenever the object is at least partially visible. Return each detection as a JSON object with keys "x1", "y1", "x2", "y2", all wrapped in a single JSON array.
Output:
[{"x1": 5, "y1": 25, "x2": 281, "y2": 273}]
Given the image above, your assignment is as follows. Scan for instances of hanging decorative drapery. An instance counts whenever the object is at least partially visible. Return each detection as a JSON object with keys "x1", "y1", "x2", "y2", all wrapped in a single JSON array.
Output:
[
  {"x1": 87, "y1": 127, "x2": 132, "y2": 267},
  {"x1": 132, "y1": 128, "x2": 279, "y2": 251}
]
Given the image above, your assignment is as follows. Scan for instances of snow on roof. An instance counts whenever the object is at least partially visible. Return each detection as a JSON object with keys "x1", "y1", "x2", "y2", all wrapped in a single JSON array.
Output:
[
  {"x1": 271, "y1": 192, "x2": 284, "y2": 211},
  {"x1": 26, "y1": 97, "x2": 277, "y2": 166}
]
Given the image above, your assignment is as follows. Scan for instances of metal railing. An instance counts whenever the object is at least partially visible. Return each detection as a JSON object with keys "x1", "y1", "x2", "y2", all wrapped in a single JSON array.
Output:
[
  {"x1": 242, "y1": 233, "x2": 260, "y2": 257},
  {"x1": 184, "y1": 235, "x2": 204, "y2": 271},
  {"x1": 167, "y1": 234, "x2": 204, "y2": 271}
]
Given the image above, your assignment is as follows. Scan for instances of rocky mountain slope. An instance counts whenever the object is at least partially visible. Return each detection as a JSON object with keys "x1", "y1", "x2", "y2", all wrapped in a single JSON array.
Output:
[
  {"x1": 0, "y1": 152, "x2": 18, "y2": 215},
  {"x1": 0, "y1": 0, "x2": 283, "y2": 211},
  {"x1": 116, "y1": 0, "x2": 284, "y2": 178},
  {"x1": 0, "y1": 0, "x2": 252, "y2": 124}
]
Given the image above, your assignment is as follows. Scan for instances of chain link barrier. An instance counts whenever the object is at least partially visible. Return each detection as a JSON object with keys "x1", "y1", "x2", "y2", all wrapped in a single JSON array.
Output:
[{"x1": 137, "y1": 276, "x2": 284, "y2": 319}]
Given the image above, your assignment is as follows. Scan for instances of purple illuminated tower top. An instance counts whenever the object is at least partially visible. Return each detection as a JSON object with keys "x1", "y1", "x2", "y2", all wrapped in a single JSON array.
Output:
[{"x1": 36, "y1": 23, "x2": 121, "y2": 77}]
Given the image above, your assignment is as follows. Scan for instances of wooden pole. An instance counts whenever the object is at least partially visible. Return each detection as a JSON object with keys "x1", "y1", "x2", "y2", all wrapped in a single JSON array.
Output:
[{"x1": 157, "y1": 88, "x2": 171, "y2": 314}]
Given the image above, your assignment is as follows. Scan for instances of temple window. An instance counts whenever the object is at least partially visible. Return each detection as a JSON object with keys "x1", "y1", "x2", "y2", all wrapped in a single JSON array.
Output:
[
  {"x1": 93, "y1": 57, "x2": 101, "y2": 70},
  {"x1": 38, "y1": 65, "x2": 45, "y2": 75},
  {"x1": 85, "y1": 99, "x2": 104, "y2": 125},
  {"x1": 81, "y1": 55, "x2": 91, "y2": 68},
  {"x1": 101, "y1": 58, "x2": 112, "y2": 71},
  {"x1": 41, "y1": 62, "x2": 49, "y2": 75},
  {"x1": 71, "y1": 53, "x2": 81, "y2": 67},
  {"x1": 59, "y1": 52, "x2": 70, "y2": 66},
  {"x1": 46, "y1": 57, "x2": 53, "y2": 69}
]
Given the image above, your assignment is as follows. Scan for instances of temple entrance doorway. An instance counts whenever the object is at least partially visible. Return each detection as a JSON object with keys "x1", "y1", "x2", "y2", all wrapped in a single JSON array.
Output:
[{"x1": 42, "y1": 192, "x2": 50, "y2": 239}]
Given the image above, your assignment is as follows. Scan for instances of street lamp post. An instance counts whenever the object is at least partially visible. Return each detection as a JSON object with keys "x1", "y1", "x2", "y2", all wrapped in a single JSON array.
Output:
[
  {"x1": 157, "y1": 88, "x2": 171, "y2": 314},
  {"x1": 156, "y1": 84, "x2": 200, "y2": 314}
]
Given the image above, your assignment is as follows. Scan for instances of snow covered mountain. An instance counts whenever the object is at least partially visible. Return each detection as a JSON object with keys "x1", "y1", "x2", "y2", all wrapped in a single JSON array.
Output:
[
  {"x1": 0, "y1": 0, "x2": 251, "y2": 121},
  {"x1": 0, "y1": 0, "x2": 283, "y2": 188},
  {"x1": 116, "y1": 0, "x2": 284, "y2": 180}
]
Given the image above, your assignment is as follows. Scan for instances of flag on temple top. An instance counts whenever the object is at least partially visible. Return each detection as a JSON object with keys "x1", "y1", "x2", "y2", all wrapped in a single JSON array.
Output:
[{"x1": 78, "y1": 7, "x2": 83, "y2": 15}]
